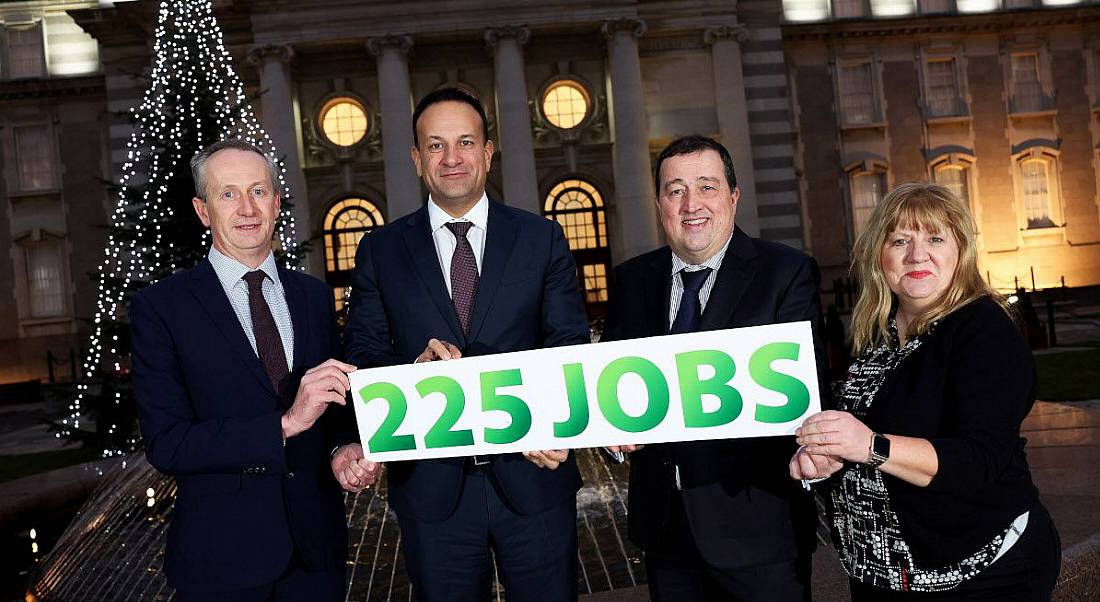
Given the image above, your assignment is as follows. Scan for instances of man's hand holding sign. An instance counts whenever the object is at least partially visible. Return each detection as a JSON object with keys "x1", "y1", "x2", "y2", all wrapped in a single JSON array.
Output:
[{"x1": 347, "y1": 322, "x2": 820, "y2": 462}]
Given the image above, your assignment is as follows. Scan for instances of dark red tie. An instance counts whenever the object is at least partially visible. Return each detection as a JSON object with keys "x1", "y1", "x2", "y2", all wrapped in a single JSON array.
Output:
[
  {"x1": 445, "y1": 221, "x2": 479, "y2": 335},
  {"x1": 243, "y1": 271, "x2": 289, "y2": 395}
]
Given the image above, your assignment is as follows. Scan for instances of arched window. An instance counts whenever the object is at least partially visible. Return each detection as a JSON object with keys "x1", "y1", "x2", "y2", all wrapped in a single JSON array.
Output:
[
  {"x1": 933, "y1": 163, "x2": 971, "y2": 207},
  {"x1": 541, "y1": 79, "x2": 591, "y2": 130},
  {"x1": 1012, "y1": 146, "x2": 1062, "y2": 231},
  {"x1": 543, "y1": 179, "x2": 611, "y2": 317},
  {"x1": 323, "y1": 198, "x2": 384, "y2": 312}
]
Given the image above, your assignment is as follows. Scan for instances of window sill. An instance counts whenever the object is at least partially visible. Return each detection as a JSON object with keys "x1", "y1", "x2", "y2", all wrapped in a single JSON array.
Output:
[
  {"x1": 8, "y1": 188, "x2": 61, "y2": 201},
  {"x1": 840, "y1": 120, "x2": 886, "y2": 131},
  {"x1": 1008, "y1": 109, "x2": 1057, "y2": 119},
  {"x1": 1019, "y1": 225, "x2": 1065, "y2": 247},
  {"x1": 925, "y1": 113, "x2": 971, "y2": 125}
]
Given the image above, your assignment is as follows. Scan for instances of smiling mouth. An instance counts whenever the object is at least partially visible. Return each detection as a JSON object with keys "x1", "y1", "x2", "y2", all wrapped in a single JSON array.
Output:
[
  {"x1": 682, "y1": 217, "x2": 709, "y2": 226},
  {"x1": 235, "y1": 223, "x2": 262, "y2": 232}
]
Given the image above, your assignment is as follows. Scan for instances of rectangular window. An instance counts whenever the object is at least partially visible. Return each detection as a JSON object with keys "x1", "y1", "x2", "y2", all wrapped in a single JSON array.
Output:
[
  {"x1": 934, "y1": 165, "x2": 970, "y2": 207},
  {"x1": 926, "y1": 59, "x2": 960, "y2": 117},
  {"x1": 14, "y1": 125, "x2": 55, "y2": 191},
  {"x1": 1012, "y1": 54, "x2": 1043, "y2": 113},
  {"x1": 1020, "y1": 160, "x2": 1055, "y2": 228},
  {"x1": 919, "y1": 0, "x2": 953, "y2": 12},
  {"x1": 6, "y1": 23, "x2": 46, "y2": 79},
  {"x1": 851, "y1": 172, "x2": 885, "y2": 236},
  {"x1": 840, "y1": 63, "x2": 876, "y2": 125},
  {"x1": 26, "y1": 242, "x2": 65, "y2": 318},
  {"x1": 581, "y1": 263, "x2": 609, "y2": 304},
  {"x1": 833, "y1": 0, "x2": 865, "y2": 17}
]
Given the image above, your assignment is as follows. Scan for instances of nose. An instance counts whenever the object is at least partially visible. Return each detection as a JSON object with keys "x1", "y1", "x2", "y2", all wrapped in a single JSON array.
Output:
[
  {"x1": 679, "y1": 190, "x2": 702, "y2": 214},
  {"x1": 238, "y1": 192, "x2": 259, "y2": 217},
  {"x1": 441, "y1": 144, "x2": 462, "y2": 167},
  {"x1": 906, "y1": 239, "x2": 931, "y2": 263}
]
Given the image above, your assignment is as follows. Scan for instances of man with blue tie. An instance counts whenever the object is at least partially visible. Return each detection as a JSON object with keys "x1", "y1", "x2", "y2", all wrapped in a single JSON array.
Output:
[
  {"x1": 335, "y1": 87, "x2": 591, "y2": 600},
  {"x1": 130, "y1": 139, "x2": 364, "y2": 601},
  {"x1": 603, "y1": 136, "x2": 823, "y2": 601}
]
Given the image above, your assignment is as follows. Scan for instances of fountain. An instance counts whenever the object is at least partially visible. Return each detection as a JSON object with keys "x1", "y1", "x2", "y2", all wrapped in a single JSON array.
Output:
[{"x1": 26, "y1": 449, "x2": 644, "y2": 600}]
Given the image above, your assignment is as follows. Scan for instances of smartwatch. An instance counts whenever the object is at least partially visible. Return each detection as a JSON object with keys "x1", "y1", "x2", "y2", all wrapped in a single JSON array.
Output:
[{"x1": 867, "y1": 433, "x2": 891, "y2": 468}]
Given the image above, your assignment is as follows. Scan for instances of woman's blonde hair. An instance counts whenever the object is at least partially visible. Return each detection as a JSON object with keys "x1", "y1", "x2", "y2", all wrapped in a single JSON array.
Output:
[{"x1": 849, "y1": 182, "x2": 1005, "y2": 352}]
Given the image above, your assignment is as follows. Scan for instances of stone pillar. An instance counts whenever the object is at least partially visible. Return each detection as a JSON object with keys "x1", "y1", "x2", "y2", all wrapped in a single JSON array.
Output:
[
  {"x1": 705, "y1": 25, "x2": 759, "y2": 237},
  {"x1": 485, "y1": 26, "x2": 539, "y2": 213},
  {"x1": 247, "y1": 44, "x2": 317, "y2": 272},
  {"x1": 602, "y1": 18, "x2": 660, "y2": 262},
  {"x1": 367, "y1": 35, "x2": 422, "y2": 221}
]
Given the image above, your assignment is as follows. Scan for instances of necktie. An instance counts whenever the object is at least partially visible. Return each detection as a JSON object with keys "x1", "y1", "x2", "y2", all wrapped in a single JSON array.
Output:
[
  {"x1": 243, "y1": 270, "x2": 289, "y2": 395},
  {"x1": 445, "y1": 221, "x2": 479, "y2": 335},
  {"x1": 670, "y1": 268, "x2": 712, "y2": 335}
]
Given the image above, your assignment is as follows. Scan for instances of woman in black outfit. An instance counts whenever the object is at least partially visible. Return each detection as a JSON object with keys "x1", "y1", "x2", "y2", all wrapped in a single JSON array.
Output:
[{"x1": 789, "y1": 182, "x2": 1060, "y2": 601}]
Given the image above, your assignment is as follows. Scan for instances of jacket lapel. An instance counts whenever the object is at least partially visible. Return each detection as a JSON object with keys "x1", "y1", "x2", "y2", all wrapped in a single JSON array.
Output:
[
  {"x1": 643, "y1": 249, "x2": 673, "y2": 337},
  {"x1": 698, "y1": 227, "x2": 759, "y2": 332},
  {"x1": 189, "y1": 259, "x2": 275, "y2": 395},
  {"x1": 467, "y1": 201, "x2": 517, "y2": 342},
  {"x1": 278, "y1": 266, "x2": 309, "y2": 372},
  {"x1": 402, "y1": 207, "x2": 465, "y2": 344}
]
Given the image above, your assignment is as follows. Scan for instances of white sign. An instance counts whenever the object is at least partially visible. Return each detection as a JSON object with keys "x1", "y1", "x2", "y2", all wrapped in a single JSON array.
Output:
[{"x1": 350, "y1": 321, "x2": 820, "y2": 462}]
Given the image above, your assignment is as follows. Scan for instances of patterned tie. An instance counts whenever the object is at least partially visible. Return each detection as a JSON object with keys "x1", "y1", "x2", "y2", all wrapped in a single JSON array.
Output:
[
  {"x1": 243, "y1": 270, "x2": 289, "y2": 395},
  {"x1": 670, "y1": 268, "x2": 712, "y2": 335},
  {"x1": 445, "y1": 221, "x2": 479, "y2": 335}
]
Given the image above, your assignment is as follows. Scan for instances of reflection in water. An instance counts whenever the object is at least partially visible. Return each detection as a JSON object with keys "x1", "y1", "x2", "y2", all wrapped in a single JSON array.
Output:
[{"x1": 27, "y1": 449, "x2": 644, "y2": 601}]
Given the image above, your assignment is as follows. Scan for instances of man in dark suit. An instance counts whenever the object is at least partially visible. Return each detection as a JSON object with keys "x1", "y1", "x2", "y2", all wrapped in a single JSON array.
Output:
[
  {"x1": 334, "y1": 87, "x2": 590, "y2": 600},
  {"x1": 131, "y1": 139, "x2": 363, "y2": 601},
  {"x1": 603, "y1": 135, "x2": 823, "y2": 601}
]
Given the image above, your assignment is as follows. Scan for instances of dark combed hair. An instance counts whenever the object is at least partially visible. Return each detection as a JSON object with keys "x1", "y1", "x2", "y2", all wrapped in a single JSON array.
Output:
[
  {"x1": 411, "y1": 87, "x2": 491, "y2": 147},
  {"x1": 653, "y1": 135, "x2": 737, "y2": 193}
]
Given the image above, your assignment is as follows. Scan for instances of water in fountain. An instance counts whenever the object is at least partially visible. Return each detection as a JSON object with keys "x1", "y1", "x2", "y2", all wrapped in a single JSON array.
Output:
[{"x1": 27, "y1": 449, "x2": 645, "y2": 600}]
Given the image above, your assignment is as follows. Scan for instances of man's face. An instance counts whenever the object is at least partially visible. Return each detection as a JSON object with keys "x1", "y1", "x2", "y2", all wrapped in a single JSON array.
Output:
[
  {"x1": 410, "y1": 101, "x2": 494, "y2": 215},
  {"x1": 191, "y1": 148, "x2": 280, "y2": 268},
  {"x1": 656, "y1": 150, "x2": 739, "y2": 264}
]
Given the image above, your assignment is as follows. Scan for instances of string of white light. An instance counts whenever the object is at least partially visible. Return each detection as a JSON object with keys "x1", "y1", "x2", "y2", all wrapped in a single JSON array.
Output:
[{"x1": 62, "y1": 0, "x2": 300, "y2": 455}]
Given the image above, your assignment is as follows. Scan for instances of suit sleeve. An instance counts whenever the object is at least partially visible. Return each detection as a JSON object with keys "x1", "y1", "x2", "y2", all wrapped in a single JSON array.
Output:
[
  {"x1": 344, "y1": 233, "x2": 402, "y2": 368},
  {"x1": 600, "y1": 265, "x2": 626, "y2": 343},
  {"x1": 775, "y1": 255, "x2": 831, "y2": 409},
  {"x1": 540, "y1": 220, "x2": 592, "y2": 348},
  {"x1": 130, "y1": 292, "x2": 287, "y2": 476},
  {"x1": 926, "y1": 305, "x2": 1034, "y2": 492}
]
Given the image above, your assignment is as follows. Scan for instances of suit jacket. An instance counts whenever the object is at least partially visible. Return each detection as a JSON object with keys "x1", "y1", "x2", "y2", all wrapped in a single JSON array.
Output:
[
  {"x1": 342, "y1": 199, "x2": 590, "y2": 523},
  {"x1": 130, "y1": 258, "x2": 347, "y2": 593},
  {"x1": 602, "y1": 227, "x2": 823, "y2": 564}
]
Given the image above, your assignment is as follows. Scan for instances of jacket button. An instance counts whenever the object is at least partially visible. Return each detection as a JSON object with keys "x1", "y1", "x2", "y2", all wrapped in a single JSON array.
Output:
[{"x1": 287, "y1": 472, "x2": 295, "y2": 479}]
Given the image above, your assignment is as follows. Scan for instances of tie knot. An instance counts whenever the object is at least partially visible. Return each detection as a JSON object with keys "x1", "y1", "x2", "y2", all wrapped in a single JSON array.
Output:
[
  {"x1": 445, "y1": 221, "x2": 473, "y2": 239},
  {"x1": 243, "y1": 270, "x2": 268, "y2": 291},
  {"x1": 680, "y1": 268, "x2": 711, "y2": 294}
]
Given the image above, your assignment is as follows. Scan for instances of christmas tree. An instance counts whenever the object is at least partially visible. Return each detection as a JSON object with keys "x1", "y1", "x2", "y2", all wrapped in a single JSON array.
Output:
[{"x1": 55, "y1": 0, "x2": 301, "y2": 456}]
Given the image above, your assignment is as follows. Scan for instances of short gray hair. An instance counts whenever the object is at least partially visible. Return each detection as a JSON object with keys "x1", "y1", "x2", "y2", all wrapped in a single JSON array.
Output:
[{"x1": 190, "y1": 139, "x2": 282, "y2": 200}]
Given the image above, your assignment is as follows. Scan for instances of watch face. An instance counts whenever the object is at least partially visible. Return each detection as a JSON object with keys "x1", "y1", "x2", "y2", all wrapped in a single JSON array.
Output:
[{"x1": 873, "y1": 434, "x2": 890, "y2": 459}]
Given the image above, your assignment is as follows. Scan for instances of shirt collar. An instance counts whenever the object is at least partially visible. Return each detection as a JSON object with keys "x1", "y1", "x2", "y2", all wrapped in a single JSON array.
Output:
[
  {"x1": 428, "y1": 193, "x2": 489, "y2": 233},
  {"x1": 671, "y1": 233, "x2": 733, "y2": 275},
  {"x1": 208, "y1": 246, "x2": 282, "y2": 290}
]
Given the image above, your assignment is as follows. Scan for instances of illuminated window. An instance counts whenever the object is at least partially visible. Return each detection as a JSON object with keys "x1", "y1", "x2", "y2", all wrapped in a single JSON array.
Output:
[
  {"x1": 323, "y1": 198, "x2": 384, "y2": 307},
  {"x1": 6, "y1": 23, "x2": 45, "y2": 79},
  {"x1": 319, "y1": 97, "x2": 369, "y2": 147},
  {"x1": 14, "y1": 125, "x2": 55, "y2": 191},
  {"x1": 925, "y1": 59, "x2": 962, "y2": 117},
  {"x1": 850, "y1": 171, "x2": 885, "y2": 237},
  {"x1": 839, "y1": 62, "x2": 877, "y2": 125},
  {"x1": 934, "y1": 164, "x2": 971, "y2": 207},
  {"x1": 542, "y1": 80, "x2": 590, "y2": 130},
  {"x1": 1019, "y1": 159, "x2": 1055, "y2": 229},
  {"x1": 25, "y1": 240, "x2": 65, "y2": 318},
  {"x1": 1010, "y1": 54, "x2": 1049, "y2": 113},
  {"x1": 544, "y1": 178, "x2": 611, "y2": 317}
]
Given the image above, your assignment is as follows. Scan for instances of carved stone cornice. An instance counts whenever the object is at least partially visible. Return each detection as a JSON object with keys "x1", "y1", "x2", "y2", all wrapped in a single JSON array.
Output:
[
  {"x1": 601, "y1": 18, "x2": 647, "y2": 41},
  {"x1": 246, "y1": 44, "x2": 293, "y2": 66},
  {"x1": 484, "y1": 25, "x2": 530, "y2": 50},
  {"x1": 366, "y1": 34, "x2": 414, "y2": 57},
  {"x1": 704, "y1": 25, "x2": 750, "y2": 46}
]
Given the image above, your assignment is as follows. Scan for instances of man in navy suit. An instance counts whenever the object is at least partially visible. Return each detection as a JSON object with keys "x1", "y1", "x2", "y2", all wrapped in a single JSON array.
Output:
[
  {"x1": 603, "y1": 136, "x2": 822, "y2": 601},
  {"x1": 131, "y1": 139, "x2": 364, "y2": 601},
  {"x1": 335, "y1": 88, "x2": 591, "y2": 600}
]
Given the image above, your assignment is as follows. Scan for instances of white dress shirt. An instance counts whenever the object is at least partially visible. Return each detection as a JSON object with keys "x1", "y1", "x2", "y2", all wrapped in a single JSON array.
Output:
[
  {"x1": 667, "y1": 234, "x2": 733, "y2": 329},
  {"x1": 428, "y1": 194, "x2": 489, "y2": 296},
  {"x1": 207, "y1": 246, "x2": 294, "y2": 371}
]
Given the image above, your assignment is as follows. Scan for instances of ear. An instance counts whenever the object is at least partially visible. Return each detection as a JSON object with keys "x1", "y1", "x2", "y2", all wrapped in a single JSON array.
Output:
[
  {"x1": 192, "y1": 196, "x2": 211, "y2": 227},
  {"x1": 730, "y1": 186, "x2": 740, "y2": 217},
  {"x1": 410, "y1": 144, "x2": 426, "y2": 178},
  {"x1": 483, "y1": 139, "x2": 495, "y2": 170},
  {"x1": 273, "y1": 192, "x2": 282, "y2": 216}
]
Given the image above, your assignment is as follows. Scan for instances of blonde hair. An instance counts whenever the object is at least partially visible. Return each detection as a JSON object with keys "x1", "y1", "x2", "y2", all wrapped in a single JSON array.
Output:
[{"x1": 849, "y1": 182, "x2": 1005, "y2": 353}]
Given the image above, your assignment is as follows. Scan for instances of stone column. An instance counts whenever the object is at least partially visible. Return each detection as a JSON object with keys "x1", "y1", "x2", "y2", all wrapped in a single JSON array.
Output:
[
  {"x1": 247, "y1": 44, "x2": 317, "y2": 272},
  {"x1": 602, "y1": 18, "x2": 660, "y2": 262},
  {"x1": 485, "y1": 26, "x2": 539, "y2": 213},
  {"x1": 367, "y1": 35, "x2": 422, "y2": 221},
  {"x1": 705, "y1": 25, "x2": 759, "y2": 237}
]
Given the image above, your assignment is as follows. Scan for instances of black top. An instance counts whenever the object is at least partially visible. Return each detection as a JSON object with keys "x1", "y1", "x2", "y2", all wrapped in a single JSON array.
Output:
[{"x1": 826, "y1": 296, "x2": 1040, "y2": 569}]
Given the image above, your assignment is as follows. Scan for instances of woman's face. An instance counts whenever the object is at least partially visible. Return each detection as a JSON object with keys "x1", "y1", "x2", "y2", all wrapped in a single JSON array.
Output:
[{"x1": 880, "y1": 223, "x2": 960, "y2": 315}]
